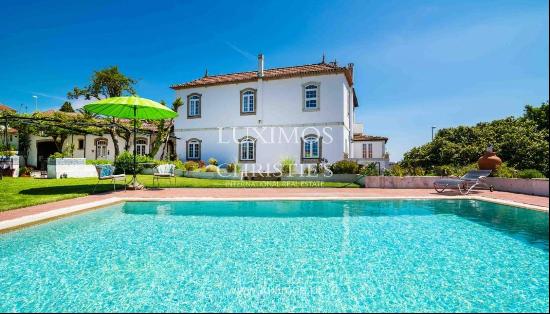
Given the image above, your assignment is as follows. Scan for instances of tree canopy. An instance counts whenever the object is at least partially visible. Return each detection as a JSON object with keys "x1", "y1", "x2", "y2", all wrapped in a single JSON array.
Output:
[
  {"x1": 67, "y1": 66, "x2": 136, "y2": 100},
  {"x1": 59, "y1": 101, "x2": 75, "y2": 112},
  {"x1": 400, "y1": 101, "x2": 549, "y2": 176},
  {"x1": 67, "y1": 66, "x2": 137, "y2": 157}
]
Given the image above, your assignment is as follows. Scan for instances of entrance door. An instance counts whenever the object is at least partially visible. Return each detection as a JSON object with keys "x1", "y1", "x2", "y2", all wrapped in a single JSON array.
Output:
[{"x1": 36, "y1": 141, "x2": 58, "y2": 170}]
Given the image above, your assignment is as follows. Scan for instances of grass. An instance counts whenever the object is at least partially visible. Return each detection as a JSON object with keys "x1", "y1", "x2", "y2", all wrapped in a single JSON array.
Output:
[{"x1": 0, "y1": 175, "x2": 358, "y2": 212}]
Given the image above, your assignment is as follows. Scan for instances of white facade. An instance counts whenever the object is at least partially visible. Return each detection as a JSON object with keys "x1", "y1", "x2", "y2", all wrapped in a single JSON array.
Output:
[
  {"x1": 24, "y1": 133, "x2": 167, "y2": 169},
  {"x1": 349, "y1": 123, "x2": 390, "y2": 171},
  {"x1": 173, "y1": 60, "x2": 356, "y2": 172},
  {"x1": 351, "y1": 140, "x2": 386, "y2": 159}
]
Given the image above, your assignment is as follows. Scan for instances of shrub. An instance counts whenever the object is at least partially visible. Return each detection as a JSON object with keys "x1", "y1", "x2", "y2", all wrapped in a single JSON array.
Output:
[
  {"x1": 493, "y1": 163, "x2": 518, "y2": 178},
  {"x1": 330, "y1": 160, "x2": 359, "y2": 174},
  {"x1": 387, "y1": 164, "x2": 405, "y2": 176},
  {"x1": 204, "y1": 165, "x2": 219, "y2": 173},
  {"x1": 173, "y1": 159, "x2": 186, "y2": 171},
  {"x1": 433, "y1": 165, "x2": 456, "y2": 176},
  {"x1": 184, "y1": 160, "x2": 199, "y2": 171},
  {"x1": 517, "y1": 169, "x2": 545, "y2": 179},
  {"x1": 226, "y1": 163, "x2": 241, "y2": 174},
  {"x1": 19, "y1": 166, "x2": 32, "y2": 176},
  {"x1": 280, "y1": 157, "x2": 296, "y2": 175},
  {"x1": 86, "y1": 159, "x2": 111, "y2": 165},
  {"x1": 49, "y1": 152, "x2": 68, "y2": 159},
  {"x1": 208, "y1": 158, "x2": 218, "y2": 166},
  {"x1": 198, "y1": 160, "x2": 206, "y2": 168},
  {"x1": 113, "y1": 151, "x2": 154, "y2": 174},
  {"x1": 359, "y1": 163, "x2": 379, "y2": 176},
  {"x1": 0, "y1": 144, "x2": 16, "y2": 156}
]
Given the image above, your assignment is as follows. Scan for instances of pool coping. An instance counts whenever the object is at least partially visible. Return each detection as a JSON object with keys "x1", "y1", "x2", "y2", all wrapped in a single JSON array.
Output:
[{"x1": 0, "y1": 194, "x2": 547, "y2": 233}]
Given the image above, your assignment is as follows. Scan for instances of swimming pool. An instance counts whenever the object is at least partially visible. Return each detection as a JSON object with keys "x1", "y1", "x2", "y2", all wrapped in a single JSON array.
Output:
[{"x1": 0, "y1": 199, "x2": 548, "y2": 312}]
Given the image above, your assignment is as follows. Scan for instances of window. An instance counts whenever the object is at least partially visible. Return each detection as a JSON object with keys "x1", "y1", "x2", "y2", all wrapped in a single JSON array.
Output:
[
  {"x1": 240, "y1": 89, "x2": 256, "y2": 115},
  {"x1": 95, "y1": 138, "x2": 108, "y2": 159},
  {"x1": 136, "y1": 138, "x2": 147, "y2": 155},
  {"x1": 239, "y1": 137, "x2": 256, "y2": 162},
  {"x1": 78, "y1": 139, "x2": 84, "y2": 150},
  {"x1": 362, "y1": 143, "x2": 367, "y2": 159},
  {"x1": 303, "y1": 83, "x2": 320, "y2": 111},
  {"x1": 187, "y1": 94, "x2": 201, "y2": 118},
  {"x1": 186, "y1": 139, "x2": 201, "y2": 160},
  {"x1": 368, "y1": 143, "x2": 373, "y2": 158},
  {"x1": 302, "y1": 135, "x2": 321, "y2": 163}
]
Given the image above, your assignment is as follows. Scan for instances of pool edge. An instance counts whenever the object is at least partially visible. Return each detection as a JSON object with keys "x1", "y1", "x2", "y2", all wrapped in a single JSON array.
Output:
[{"x1": 0, "y1": 195, "x2": 547, "y2": 233}]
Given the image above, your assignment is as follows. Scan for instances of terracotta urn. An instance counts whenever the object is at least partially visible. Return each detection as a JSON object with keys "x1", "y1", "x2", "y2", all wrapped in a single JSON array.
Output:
[{"x1": 478, "y1": 145, "x2": 502, "y2": 171}]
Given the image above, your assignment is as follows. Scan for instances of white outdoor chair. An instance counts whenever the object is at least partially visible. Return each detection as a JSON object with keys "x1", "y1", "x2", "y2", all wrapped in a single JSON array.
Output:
[
  {"x1": 153, "y1": 164, "x2": 176, "y2": 188},
  {"x1": 92, "y1": 165, "x2": 127, "y2": 193}
]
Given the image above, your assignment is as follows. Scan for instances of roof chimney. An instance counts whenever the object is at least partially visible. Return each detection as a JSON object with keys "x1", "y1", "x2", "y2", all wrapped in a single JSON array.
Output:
[{"x1": 257, "y1": 53, "x2": 264, "y2": 77}]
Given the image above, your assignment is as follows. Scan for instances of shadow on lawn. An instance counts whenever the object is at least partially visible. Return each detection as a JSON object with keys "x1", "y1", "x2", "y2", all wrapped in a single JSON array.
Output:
[{"x1": 18, "y1": 184, "x2": 125, "y2": 195}]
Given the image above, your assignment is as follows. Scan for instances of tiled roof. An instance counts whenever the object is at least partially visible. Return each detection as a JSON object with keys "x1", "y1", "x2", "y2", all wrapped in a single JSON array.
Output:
[
  {"x1": 353, "y1": 133, "x2": 389, "y2": 142},
  {"x1": 171, "y1": 62, "x2": 354, "y2": 89},
  {"x1": 0, "y1": 103, "x2": 16, "y2": 113}
]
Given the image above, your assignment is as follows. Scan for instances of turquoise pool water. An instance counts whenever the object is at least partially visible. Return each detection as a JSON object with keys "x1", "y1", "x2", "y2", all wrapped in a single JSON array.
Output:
[{"x1": 0, "y1": 199, "x2": 548, "y2": 312}]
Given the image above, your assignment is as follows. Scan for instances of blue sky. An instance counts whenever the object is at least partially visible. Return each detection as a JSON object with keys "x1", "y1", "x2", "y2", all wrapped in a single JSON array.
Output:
[{"x1": 0, "y1": 0, "x2": 548, "y2": 160}]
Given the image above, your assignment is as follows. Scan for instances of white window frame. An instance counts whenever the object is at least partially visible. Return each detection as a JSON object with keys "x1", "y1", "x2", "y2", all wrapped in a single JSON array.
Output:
[
  {"x1": 303, "y1": 82, "x2": 320, "y2": 111},
  {"x1": 136, "y1": 138, "x2": 147, "y2": 156},
  {"x1": 96, "y1": 139, "x2": 108, "y2": 159},
  {"x1": 368, "y1": 143, "x2": 373, "y2": 159},
  {"x1": 187, "y1": 94, "x2": 201, "y2": 118},
  {"x1": 241, "y1": 90, "x2": 255, "y2": 114},
  {"x1": 362, "y1": 143, "x2": 367, "y2": 159},
  {"x1": 239, "y1": 137, "x2": 256, "y2": 162},
  {"x1": 187, "y1": 140, "x2": 200, "y2": 160},
  {"x1": 303, "y1": 136, "x2": 320, "y2": 159}
]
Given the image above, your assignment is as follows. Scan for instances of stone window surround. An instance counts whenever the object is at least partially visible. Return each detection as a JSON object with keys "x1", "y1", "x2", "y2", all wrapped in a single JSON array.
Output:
[
  {"x1": 186, "y1": 138, "x2": 202, "y2": 160},
  {"x1": 95, "y1": 137, "x2": 108, "y2": 159},
  {"x1": 187, "y1": 93, "x2": 202, "y2": 119},
  {"x1": 302, "y1": 82, "x2": 321, "y2": 112},
  {"x1": 240, "y1": 88, "x2": 257, "y2": 116},
  {"x1": 238, "y1": 136, "x2": 256, "y2": 163},
  {"x1": 300, "y1": 134, "x2": 322, "y2": 163},
  {"x1": 136, "y1": 137, "x2": 148, "y2": 155}
]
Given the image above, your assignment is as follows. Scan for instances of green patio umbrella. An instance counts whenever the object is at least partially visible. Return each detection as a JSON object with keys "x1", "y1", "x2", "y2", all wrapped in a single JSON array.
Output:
[{"x1": 84, "y1": 96, "x2": 178, "y2": 189}]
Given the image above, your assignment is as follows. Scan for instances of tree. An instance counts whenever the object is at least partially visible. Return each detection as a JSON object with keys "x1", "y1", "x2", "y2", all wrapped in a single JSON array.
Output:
[
  {"x1": 148, "y1": 97, "x2": 182, "y2": 159},
  {"x1": 59, "y1": 101, "x2": 75, "y2": 113},
  {"x1": 401, "y1": 102, "x2": 549, "y2": 176},
  {"x1": 523, "y1": 101, "x2": 549, "y2": 135},
  {"x1": 67, "y1": 66, "x2": 137, "y2": 158}
]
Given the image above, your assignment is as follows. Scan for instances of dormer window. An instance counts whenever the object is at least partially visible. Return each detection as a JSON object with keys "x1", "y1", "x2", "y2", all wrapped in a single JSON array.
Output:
[
  {"x1": 240, "y1": 88, "x2": 256, "y2": 115},
  {"x1": 303, "y1": 83, "x2": 320, "y2": 111},
  {"x1": 187, "y1": 94, "x2": 201, "y2": 118}
]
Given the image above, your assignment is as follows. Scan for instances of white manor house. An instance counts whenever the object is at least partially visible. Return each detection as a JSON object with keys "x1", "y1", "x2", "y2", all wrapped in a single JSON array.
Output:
[{"x1": 171, "y1": 54, "x2": 389, "y2": 171}]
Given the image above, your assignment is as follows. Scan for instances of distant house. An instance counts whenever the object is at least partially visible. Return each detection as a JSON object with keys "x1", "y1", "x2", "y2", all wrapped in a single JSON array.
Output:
[
  {"x1": 349, "y1": 123, "x2": 390, "y2": 171},
  {"x1": 5, "y1": 108, "x2": 175, "y2": 170},
  {"x1": 171, "y1": 54, "x2": 359, "y2": 171},
  {"x1": 1, "y1": 104, "x2": 18, "y2": 150}
]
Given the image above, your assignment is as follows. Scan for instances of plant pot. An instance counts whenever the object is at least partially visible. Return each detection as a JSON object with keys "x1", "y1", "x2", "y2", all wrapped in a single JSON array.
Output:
[{"x1": 478, "y1": 152, "x2": 502, "y2": 171}]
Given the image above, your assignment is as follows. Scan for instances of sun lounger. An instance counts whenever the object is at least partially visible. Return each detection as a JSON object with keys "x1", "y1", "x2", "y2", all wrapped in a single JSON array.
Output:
[{"x1": 434, "y1": 170, "x2": 494, "y2": 195}]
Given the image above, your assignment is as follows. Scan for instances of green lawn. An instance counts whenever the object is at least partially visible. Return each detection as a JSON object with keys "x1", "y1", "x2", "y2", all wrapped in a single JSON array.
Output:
[{"x1": 0, "y1": 175, "x2": 358, "y2": 212}]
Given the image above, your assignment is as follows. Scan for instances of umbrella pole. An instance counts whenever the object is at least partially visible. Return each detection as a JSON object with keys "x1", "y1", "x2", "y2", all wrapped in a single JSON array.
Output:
[{"x1": 128, "y1": 106, "x2": 143, "y2": 190}]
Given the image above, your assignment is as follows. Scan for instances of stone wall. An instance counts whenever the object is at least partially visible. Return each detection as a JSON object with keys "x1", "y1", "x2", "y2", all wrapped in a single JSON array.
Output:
[{"x1": 363, "y1": 176, "x2": 549, "y2": 196}]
